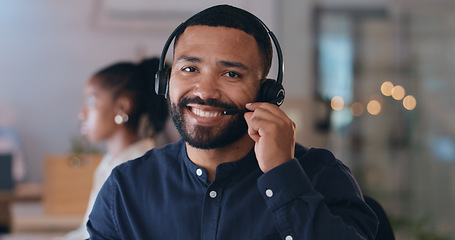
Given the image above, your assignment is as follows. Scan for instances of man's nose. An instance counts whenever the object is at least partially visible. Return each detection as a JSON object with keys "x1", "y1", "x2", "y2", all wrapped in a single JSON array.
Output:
[{"x1": 192, "y1": 73, "x2": 221, "y2": 100}]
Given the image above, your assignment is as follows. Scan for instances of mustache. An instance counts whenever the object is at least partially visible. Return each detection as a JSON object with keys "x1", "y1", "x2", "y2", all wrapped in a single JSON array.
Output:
[{"x1": 178, "y1": 97, "x2": 238, "y2": 110}]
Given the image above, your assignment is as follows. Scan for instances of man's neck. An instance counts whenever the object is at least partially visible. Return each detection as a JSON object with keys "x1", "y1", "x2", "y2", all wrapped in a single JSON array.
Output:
[{"x1": 186, "y1": 134, "x2": 254, "y2": 182}]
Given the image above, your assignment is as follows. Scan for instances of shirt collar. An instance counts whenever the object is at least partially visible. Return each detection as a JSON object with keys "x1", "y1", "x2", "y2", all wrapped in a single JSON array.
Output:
[{"x1": 180, "y1": 140, "x2": 258, "y2": 184}]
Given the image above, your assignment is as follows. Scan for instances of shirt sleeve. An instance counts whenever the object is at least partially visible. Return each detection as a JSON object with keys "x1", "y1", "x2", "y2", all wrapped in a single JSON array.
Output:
[
  {"x1": 257, "y1": 152, "x2": 378, "y2": 240},
  {"x1": 86, "y1": 169, "x2": 121, "y2": 240}
]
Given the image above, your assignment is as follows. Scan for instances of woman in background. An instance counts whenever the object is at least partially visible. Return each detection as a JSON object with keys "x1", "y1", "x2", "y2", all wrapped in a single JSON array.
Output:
[{"x1": 63, "y1": 57, "x2": 170, "y2": 240}]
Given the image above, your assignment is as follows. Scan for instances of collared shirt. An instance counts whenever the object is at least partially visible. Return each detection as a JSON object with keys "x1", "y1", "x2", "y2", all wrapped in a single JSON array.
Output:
[{"x1": 87, "y1": 139, "x2": 378, "y2": 239}]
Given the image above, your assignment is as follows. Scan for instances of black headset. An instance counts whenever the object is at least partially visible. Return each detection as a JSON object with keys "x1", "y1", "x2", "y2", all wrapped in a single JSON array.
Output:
[{"x1": 155, "y1": 17, "x2": 285, "y2": 107}]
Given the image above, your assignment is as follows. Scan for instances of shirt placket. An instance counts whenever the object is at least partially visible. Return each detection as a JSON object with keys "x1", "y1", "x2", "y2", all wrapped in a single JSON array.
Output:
[{"x1": 201, "y1": 182, "x2": 224, "y2": 240}]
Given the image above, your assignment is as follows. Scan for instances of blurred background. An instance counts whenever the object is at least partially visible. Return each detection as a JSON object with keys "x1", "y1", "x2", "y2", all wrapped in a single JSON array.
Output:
[{"x1": 0, "y1": 0, "x2": 454, "y2": 239}]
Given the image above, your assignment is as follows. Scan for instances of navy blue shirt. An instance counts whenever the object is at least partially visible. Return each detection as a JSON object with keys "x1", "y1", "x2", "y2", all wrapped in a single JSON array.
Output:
[{"x1": 87, "y1": 139, "x2": 378, "y2": 239}]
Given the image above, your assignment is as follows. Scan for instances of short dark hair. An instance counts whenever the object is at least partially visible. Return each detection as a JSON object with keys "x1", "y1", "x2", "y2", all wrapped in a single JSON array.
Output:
[
  {"x1": 174, "y1": 5, "x2": 273, "y2": 79},
  {"x1": 93, "y1": 57, "x2": 169, "y2": 137}
]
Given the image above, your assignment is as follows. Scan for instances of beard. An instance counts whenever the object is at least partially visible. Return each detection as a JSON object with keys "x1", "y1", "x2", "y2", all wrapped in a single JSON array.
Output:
[{"x1": 169, "y1": 96, "x2": 248, "y2": 149}]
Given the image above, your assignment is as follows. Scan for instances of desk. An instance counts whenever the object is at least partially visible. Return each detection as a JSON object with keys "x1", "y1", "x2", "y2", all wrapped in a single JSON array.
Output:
[
  {"x1": 1, "y1": 183, "x2": 82, "y2": 231},
  {"x1": 10, "y1": 202, "x2": 83, "y2": 233},
  {"x1": 0, "y1": 183, "x2": 42, "y2": 233},
  {"x1": 0, "y1": 233, "x2": 63, "y2": 240},
  {"x1": 9, "y1": 184, "x2": 41, "y2": 202},
  {"x1": 0, "y1": 183, "x2": 84, "y2": 239}
]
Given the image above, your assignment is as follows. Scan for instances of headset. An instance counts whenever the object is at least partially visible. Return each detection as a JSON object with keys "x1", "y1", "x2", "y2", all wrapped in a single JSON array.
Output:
[{"x1": 155, "y1": 16, "x2": 285, "y2": 107}]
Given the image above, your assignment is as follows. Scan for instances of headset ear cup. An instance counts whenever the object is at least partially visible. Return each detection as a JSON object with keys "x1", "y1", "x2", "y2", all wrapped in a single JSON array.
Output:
[
  {"x1": 164, "y1": 68, "x2": 170, "y2": 98},
  {"x1": 259, "y1": 79, "x2": 285, "y2": 106},
  {"x1": 154, "y1": 70, "x2": 165, "y2": 96},
  {"x1": 155, "y1": 69, "x2": 170, "y2": 97}
]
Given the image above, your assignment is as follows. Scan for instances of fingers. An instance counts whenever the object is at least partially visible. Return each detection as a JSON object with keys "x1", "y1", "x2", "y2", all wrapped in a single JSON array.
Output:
[
  {"x1": 243, "y1": 102, "x2": 296, "y2": 173},
  {"x1": 244, "y1": 102, "x2": 295, "y2": 142}
]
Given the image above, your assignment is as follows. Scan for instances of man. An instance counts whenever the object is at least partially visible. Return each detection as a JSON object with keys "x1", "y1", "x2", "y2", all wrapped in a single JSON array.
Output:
[{"x1": 87, "y1": 5, "x2": 378, "y2": 239}]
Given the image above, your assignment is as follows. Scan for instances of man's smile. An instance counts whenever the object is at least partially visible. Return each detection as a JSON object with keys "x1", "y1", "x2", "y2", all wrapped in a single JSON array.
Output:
[{"x1": 190, "y1": 106, "x2": 223, "y2": 118}]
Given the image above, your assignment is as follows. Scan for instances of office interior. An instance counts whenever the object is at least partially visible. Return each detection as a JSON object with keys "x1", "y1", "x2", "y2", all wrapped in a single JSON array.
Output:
[{"x1": 0, "y1": 0, "x2": 454, "y2": 239}]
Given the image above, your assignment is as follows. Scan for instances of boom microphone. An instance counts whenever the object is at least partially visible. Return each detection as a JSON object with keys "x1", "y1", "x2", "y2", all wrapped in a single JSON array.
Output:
[{"x1": 222, "y1": 109, "x2": 252, "y2": 115}]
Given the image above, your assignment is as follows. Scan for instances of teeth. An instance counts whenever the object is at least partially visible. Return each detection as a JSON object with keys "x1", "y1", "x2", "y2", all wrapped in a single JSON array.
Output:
[{"x1": 191, "y1": 108, "x2": 222, "y2": 118}]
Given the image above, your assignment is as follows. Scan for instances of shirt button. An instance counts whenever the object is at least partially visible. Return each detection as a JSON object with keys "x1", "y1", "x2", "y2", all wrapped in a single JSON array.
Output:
[
  {"x1": 196, "y1": 168, "x2": 203, "y2": 176},
  {"x1": 285, "y1": 235, "x2": 293, "y2": 240},
  {"x1": 265, "y1": 189, "x2": 274, "y2": 198},
  {"x1": 209, "y1": 190, "x2": 217, "y2": 198}
]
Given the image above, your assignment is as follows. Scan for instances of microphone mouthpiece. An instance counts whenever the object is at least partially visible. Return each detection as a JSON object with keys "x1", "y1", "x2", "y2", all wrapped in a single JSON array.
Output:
[{"x1": 222, "y1": 109, "x2": 252, "y2": 115}]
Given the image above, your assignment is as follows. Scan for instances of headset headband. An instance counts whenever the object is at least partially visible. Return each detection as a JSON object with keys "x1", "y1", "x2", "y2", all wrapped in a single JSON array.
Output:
[
  {"x1": 157, "y1": 22, "x2": 185, "y2": 75},
  {"x1": 158, "y1": 18, "x2": 284, "y2": 85}
]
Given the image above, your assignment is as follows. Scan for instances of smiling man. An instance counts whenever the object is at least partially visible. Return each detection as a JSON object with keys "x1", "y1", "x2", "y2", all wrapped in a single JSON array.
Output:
[{"x1": 87, "y1": 5, "x2": 378, "y2": 240}]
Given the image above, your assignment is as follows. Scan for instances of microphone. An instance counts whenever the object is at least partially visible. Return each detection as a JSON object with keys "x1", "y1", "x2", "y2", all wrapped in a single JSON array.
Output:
[
  {"x1": 222, "y1": 95, "x2": 285, "y2": 115},
  {"x1": 222, "y1": 97, "x2": 281, "y2": 115},
  {"x1": 222, "y1": 108, "x2": 252, "y2": 115}
]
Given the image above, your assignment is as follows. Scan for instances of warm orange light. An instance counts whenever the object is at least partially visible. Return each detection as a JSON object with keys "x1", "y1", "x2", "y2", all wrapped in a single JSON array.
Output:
[
  {"x1": 331, "y1": 96, "x2": 344, "y2": 111},
  {"x1": 391, "y1": 85, "x2": 405, "y2": 100},
  {"x1": 380, "y1": 81, "x2": 394, "y2": 96},
  {"x1": 350, "y1": 102, "x2": 364, "y2": 117},
  {"x1": 403, "y1": 95, "x2": 417, "y2": 110},
  {"x1": 367, "y1": 100, "x2": 381, "y2": 115}
]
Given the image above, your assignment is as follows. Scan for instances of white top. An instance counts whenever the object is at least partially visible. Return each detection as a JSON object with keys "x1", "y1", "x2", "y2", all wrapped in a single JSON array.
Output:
[{"x1": 62, "y1": 138, "x2": 155, "y2": 240}]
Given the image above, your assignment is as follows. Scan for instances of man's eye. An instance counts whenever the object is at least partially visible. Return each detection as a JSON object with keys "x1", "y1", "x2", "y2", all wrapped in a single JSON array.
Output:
[
  {"x1": 225, "y1": 71, "x2": 240, "y2": 78},
  {"x1": 183, "y1": 66, "x2": 196, "y2": 72}
]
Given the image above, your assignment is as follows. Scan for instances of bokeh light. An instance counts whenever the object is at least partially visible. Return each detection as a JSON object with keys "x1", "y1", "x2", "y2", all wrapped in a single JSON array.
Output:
[
  {"x1": 381, "y1": 81, "x2": 394, "y2": 96},
  {"x1": 403, "y1": 95, "x2": 417, "y2": 110},
  {"x1": 391, "y1": 85, "x2": 406, "y2": 100},
  {"x1": 350, "y1": 102, "x2": 364, "y2": 117},
  {"x1": 331, "y1": 96, "x2": 345, "y2": 111},
  {"x1": 367, "y1": 100, "x2": 382, "y2": 115}
]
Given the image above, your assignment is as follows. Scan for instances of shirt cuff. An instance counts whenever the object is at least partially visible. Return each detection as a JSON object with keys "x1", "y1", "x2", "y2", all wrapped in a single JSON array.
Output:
[{"x1": 257, "y1": 158, "x2": 315, "y2": 211}]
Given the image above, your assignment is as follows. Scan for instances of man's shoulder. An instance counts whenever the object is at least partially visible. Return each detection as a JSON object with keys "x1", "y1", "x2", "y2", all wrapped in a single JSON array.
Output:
[{"x1": 294, "y1": 143, "x2": 343, "y2": 170}]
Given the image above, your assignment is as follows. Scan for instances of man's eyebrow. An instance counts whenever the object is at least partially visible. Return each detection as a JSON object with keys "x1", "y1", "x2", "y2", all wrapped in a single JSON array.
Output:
[
  {"x1": 176, "y1": 55, "x2": 201, "y2": 63},
  {"x1": 175, "y1": 56, "x2": 249, "y2": 71},
  {"x1": 219, "y1": 60, "x2": 249, "y2": 71}
]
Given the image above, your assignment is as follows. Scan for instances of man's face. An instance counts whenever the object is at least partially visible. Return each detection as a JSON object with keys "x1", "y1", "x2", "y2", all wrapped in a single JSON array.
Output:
[{"x1": 169, "y1": 25, "x2": 263, "y2": 149}]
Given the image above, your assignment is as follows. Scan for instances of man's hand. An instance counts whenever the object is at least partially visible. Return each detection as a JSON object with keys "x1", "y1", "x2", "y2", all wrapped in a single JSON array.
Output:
[{"x1": 244, "y1": 102, "x2": 296, "y2": 173}]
